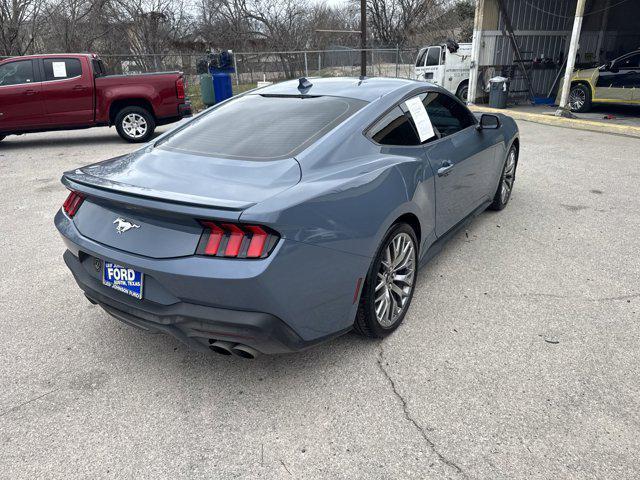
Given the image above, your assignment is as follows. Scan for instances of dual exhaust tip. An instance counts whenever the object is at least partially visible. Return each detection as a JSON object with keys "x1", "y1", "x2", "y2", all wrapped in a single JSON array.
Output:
[{"x1": 209, "y1": 340, "x2": 259, "y2": 359}]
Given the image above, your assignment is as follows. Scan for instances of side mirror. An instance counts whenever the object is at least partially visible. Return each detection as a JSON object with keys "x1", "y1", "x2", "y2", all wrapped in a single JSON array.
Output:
[
  {"x1": 599, "y1": 61, "x2": 612, "y2": 72},
  {"x1": 477, "y1": 114, "x2": 500, "y2": 130}
]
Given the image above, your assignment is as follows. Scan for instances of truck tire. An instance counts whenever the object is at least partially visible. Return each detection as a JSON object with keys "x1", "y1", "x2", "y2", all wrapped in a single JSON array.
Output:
[
  {"x1": 115, "y1": 106, "x2": 156, "y2": 143},
  {"x1": 456, "y1": 82, "x2": 469, "y2": 103}
]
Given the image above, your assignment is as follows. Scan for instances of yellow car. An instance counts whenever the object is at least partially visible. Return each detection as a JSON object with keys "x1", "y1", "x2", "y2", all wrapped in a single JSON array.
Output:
[{"x1": 561, "y1": 50, "x2": 640, "y2": 112}]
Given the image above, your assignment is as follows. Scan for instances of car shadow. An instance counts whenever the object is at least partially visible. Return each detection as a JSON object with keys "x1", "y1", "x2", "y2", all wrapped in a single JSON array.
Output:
[
  {"x1": 0, "y1": 130, "x2": 166, "y2": 150},
  {"x1": 105, "y1": 317, "x2": 377, "y2": 384}
]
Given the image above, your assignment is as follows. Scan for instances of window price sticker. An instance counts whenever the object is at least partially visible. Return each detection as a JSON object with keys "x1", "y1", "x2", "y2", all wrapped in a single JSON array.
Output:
[{"x1": 405, "y1": 96, "x2": 435, "y2": 142}]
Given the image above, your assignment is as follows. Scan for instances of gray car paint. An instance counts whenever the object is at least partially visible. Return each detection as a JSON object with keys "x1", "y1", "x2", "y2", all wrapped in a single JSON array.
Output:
[{"x1": 55, "y1": 77, "x2": 519, "y2": 351}]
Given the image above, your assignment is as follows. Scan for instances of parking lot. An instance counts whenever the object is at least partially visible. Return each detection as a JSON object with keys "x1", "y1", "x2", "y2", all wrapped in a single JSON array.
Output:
[{"x1": 0, "y1": 121, "x2": 638, "y2": 479}]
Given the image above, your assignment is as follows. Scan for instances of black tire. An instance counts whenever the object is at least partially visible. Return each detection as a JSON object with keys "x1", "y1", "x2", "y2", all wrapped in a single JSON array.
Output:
[
  {"x1": 0, "y1": 135, "x2": 5, "y2": 143},
  {"x1": 456, "y1": 82, "x2": 469, "y2": 103},
  {"x1": 568, "y1": 83, "x2": 592, "y2": 113},
  {"x1": 115, "y1": 106, "x2": 156, "y2": 143},
  {"x1": 354, "y1": 223, "x2": 418, "y2": 338},
  {"x1": 489, "y1": 145, "x2": 518, "y2": 211}
]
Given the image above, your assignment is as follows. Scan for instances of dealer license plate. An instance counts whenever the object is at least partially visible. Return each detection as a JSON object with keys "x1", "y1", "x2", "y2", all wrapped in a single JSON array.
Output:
[{"x1": 102, "y1": 262, "x2": 144, "y2": 299}]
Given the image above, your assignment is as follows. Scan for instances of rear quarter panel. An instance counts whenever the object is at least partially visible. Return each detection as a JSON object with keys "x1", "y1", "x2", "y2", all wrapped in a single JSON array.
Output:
[
  {"x1": 95, "y1": 73, "x2": 180, "y2": 123},
  {"x1": 241, "y1": 158, "x2": 428, "y2": 258}
]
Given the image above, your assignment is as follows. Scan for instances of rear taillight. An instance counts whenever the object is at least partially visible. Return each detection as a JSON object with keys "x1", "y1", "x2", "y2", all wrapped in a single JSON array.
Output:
[
  {"x1": 176, "y1": 77, "x2": 185, "y2": 100},
  {"x1": 197, "y1": 221, "x2": 279, "y2": 259},
  {"x1": 62, "y1": 191, "x2": 85, "y2": 217}
]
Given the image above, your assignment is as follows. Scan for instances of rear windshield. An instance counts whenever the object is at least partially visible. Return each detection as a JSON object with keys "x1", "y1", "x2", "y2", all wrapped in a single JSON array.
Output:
[{"x1": 159, "y1": 94, "x2": 367, "y2": 160}]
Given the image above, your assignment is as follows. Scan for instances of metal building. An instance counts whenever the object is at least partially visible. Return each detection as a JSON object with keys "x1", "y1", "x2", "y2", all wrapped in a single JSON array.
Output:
[{"x1": 468, "y1": 0, "x2": 640, "y2": 108}]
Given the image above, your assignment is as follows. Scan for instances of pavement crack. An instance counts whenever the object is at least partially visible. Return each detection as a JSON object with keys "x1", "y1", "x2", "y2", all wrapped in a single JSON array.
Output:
[
  {"x1": 377, "y1": 346, "x2": 470, "y2": 479},
  {"x1": 279, "y1": 459, "x2": 292, "y2": 476},
  {"x1": 0, "y1": 388, "x2": 59, "y2": 418}
]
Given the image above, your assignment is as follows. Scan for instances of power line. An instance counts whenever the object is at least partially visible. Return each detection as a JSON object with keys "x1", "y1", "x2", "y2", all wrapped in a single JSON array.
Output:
[{"x1": 521, "y1": 0, "x2": 632, "y2": 19}]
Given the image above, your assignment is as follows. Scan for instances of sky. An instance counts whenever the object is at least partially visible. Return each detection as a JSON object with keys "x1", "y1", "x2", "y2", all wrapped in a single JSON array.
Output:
[{"x1": 313, "y1": 0, "x2": 349, "y2": 7}]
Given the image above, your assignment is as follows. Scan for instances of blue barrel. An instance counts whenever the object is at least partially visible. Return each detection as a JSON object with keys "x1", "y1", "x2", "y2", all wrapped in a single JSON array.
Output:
[
  {"x1": 209, "y1": 50, "x2": 235, "y2": 104},
  {"x1": 212, "y1": 72, "x2": 233, "y2": 103}
]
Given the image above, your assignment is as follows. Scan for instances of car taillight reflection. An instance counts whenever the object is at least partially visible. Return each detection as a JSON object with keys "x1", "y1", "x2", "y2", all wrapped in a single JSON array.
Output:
[{"x1": 197, "y1": 221, "x2": 279, "y2": 258}]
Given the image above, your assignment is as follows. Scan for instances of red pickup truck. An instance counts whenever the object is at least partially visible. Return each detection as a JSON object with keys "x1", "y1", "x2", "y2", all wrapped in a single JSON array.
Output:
[{"x1": 0, "y1": 53, "x2": 191, "y2": 143}]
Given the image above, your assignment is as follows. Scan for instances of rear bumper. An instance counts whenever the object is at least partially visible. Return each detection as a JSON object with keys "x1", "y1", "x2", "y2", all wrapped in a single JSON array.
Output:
[
  {"x1": 65, "y1": 251, "x2": 332, "y2": 354},
  {"x1": 55, "y1": 210, "x2": 369, "y2": 355}
]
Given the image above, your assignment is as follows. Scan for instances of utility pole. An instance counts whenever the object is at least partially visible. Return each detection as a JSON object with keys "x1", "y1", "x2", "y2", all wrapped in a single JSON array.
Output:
[
  {"x1": 360, "y1": 0, "x2": 367, "y2": 77},
  {"x1": 556, "y1": 0, "x2": 587, "y2": 116},
  {"x1": 467, "y1": 0, "x2": 485, "y2": 104}
]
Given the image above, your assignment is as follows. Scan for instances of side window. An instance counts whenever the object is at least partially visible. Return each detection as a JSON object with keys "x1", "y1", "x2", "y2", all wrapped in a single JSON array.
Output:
[
  {"x1": 0, "y1": 60, "x2": 35, "y2": 86},
  {"x1": 617, "y1": 54, "x2": 640, "y2": 69},
  {"x1": 425, "y1": 47, "x2": 441, "y2": 67},
  {"x1": 92, "y1": 59, "x2": 106, "y2": 77},
  {"x1": 369, "y1": 106, "x2": 420, "y2": 146},
  {"x1": 421, "y1": 92, "x2": 475, "y2": 138},
  {"x1": 415, "y1": 49, "x2": 427, "y2": 67},
  {"x1": 43, "y1": 58, "x2": 82, "y2": 81}
]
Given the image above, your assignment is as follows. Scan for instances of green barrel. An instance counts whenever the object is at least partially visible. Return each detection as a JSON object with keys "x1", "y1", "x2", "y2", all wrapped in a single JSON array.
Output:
[{"x1": 199, "y1": 73, "x2": 215, "y2": 106}]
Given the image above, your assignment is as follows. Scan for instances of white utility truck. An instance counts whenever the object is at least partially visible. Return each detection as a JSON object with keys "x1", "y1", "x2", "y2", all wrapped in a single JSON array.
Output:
[{"x1": 414, "y1": 41, "x2": 472, "y2": 102}]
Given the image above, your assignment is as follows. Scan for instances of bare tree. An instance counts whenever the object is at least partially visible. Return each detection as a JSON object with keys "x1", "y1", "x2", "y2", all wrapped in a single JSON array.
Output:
[
  {"x1": 0, "y1": 0, "x2": 43, "y2": 55},
  {"x1": 309, "y1": 3, "x2": 359, "y2": 50},
  {"x1": 362, "y1": 0, "x2": 452, "y2": 47},
  {"x1": 197, "y1": 0, "x2": 253, "y2": 51},
  {"x1": 41, "y1": 0, "x2": 112, "y2": 52},
  {"x1": 109, "y1": 0, "x2": 193, "y2": 70}
]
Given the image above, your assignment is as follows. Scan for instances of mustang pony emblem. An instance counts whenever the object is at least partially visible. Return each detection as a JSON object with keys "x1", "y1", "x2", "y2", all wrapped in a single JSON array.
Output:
[{"x1": 113, "y1": 217, "x2": 140, "y2": 234}]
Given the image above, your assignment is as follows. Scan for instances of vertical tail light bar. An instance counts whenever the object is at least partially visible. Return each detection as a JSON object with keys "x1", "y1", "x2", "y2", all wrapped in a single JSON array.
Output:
[
  {"x1": 197, "y1": 221, "x2": 279, "y2": 259},
  {"x1": 62, "y1": 191, "x2": 85, "y2": 217},
  {"x1": 201, "y1": 222, "x2": 224, "y2": 255},
  {"x1": 176, "y1": 76, "x2": 185, "y2": 100}
]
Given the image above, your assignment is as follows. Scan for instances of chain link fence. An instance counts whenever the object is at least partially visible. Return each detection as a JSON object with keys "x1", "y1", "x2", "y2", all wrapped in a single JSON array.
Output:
[
  {"x1": 99, "y1": 48, "x2": 418, "y2": 79},
  {"x1": 97, "y1": 48, "x2": 419, "y2": 110}
]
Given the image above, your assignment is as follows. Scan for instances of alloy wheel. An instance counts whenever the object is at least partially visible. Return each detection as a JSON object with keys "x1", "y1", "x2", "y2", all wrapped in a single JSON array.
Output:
[
  {"x1": 568, "y1": 88, "x2": 585, "y2": 111},
  {"x1": 374, "y1": 232, "x2": 416, "y2": 328},
  {"x1": 501, "y1": 148, "x2": 516, "y2": 204},
  {"x1": 122, "y1": 113, "x2": 148, "y2": 139}
]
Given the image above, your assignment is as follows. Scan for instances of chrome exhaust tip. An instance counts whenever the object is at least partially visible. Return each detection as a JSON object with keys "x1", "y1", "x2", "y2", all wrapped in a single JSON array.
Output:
[
  {"x1": 209, "y1": 340, "x2": 234, "y2": 356},
  {"x1": 230, "y1": 344, "x2": 260, "y2": 359}
]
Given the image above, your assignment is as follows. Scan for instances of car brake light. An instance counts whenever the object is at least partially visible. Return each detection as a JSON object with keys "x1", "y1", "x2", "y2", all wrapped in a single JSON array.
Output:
[
  {"x1": 197, "y1": 221, "x2": 279, "y2": 258},
  {"x1": 62, "y1": 191, "x2": 85, "y2": 217},
  {"x1": 176, "y1": 77, "x2": 185, "y2": 100}
]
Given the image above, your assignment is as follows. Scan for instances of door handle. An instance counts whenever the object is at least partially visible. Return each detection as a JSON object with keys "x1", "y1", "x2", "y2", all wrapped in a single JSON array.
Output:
[
  {"x1": 72, "y1": 85, "x2": 88, "y2": 91},
  {"x1": 23, "y1": 89, "x2": 36, "y2": 96},
  {"x1": 437, "y1": 160, "x2": 454, "y2": 177}
]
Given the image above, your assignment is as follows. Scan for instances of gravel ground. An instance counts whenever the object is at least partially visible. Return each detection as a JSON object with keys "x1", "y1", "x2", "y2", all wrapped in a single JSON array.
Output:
[{"x1": 0, "y1": 121, "x2": 638, "y2": 479}]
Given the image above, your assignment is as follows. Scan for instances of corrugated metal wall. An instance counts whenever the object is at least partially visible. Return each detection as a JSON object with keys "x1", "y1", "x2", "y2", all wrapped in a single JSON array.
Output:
[
  {"x1": 477, "y1": 0, "x2": 640, "y2": 100},
  {"x1": 478, "y1": 0, "x2": 575, "y2": 99}
]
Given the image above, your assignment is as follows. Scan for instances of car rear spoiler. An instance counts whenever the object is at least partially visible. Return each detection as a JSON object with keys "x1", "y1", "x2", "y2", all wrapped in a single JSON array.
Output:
[{"x1": 61, "y1": 173, "x2": 250, "y2": 221}]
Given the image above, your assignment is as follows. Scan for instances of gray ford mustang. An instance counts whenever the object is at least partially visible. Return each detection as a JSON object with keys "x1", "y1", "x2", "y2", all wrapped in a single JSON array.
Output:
[{"x1": 55, "y1": 77, "x2": 519, "y2": 358}]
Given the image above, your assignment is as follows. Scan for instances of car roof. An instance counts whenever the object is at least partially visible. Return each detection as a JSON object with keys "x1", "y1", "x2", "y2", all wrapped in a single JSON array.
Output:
[{"x1": 254, "y1": 76, "x2": 425, "y2": 102}]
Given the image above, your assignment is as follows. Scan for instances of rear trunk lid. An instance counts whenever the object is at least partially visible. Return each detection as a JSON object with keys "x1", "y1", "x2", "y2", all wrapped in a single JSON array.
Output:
[
  {"x1": 64, "y1": 147, "x2": 301, "y2": 210},
  {"x1": 63, "y1": 148, "x2": 300, "y2": 259}
]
